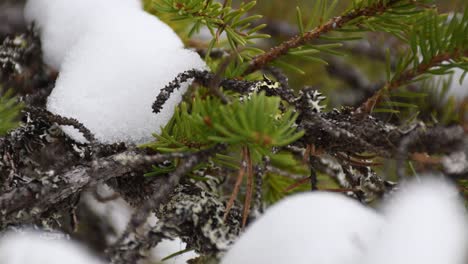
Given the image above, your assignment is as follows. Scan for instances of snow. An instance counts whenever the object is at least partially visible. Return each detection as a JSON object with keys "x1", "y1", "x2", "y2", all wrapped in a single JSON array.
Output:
[
  {"x1": 26, "y1": 0, "x2": 206, "y2": 143},
  {"x1": 150, "y1": 234, "x2": 199, "y2": 263},
  {"x1": 0, "y1": 230, "x2": 104, "y2": 264},
  {"x1": 222, "y1": 176, "x2": 468, "y2": 264},
  {"x1": 362, "y1": 176, "x2": 468, "y2": 264},
  {"x1": 24, "y1": 0, "x2": 143, "y2": 69},
  {"x1": 221, "y1": 192, "x2": 383, "y2": 264},
  {"x1": 47, "y1": 31, "x2": 204, "y2": 143}
]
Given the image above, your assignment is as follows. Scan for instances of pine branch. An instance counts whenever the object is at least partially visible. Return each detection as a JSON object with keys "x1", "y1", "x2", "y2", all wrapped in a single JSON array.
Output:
[
  {"x1": 0, "y1": 89, "x2": 22, "y2": 135},
  {"x1": 255, "y1": 18, "x2": 392, "y2": 64},
  {"x1": 355, "y1": 8, "x2": 468, "y2": 114},
  {"x1": 357, "y1": 49, "x2": 468, "y2": 113},
  {"x1": 154, "y1": 0, "x2": 268, "y2": 60},
  {"x1": 244, "y1": 0, "x2": 403, "y2": 75}
]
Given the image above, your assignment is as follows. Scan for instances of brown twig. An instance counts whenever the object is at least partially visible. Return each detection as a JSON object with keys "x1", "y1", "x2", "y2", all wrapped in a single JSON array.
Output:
[
  {"x1": 335, "y1": 152, "x2": 383, "y2": 167},
  {"x1": 357, "y1": 50, "x2": 468, "y2": 113},
  {"x1": 244, "y1": 0, "x2": 402, "y2": 75},
  {"x1": 242, "y1": 147, "x2": 254, "y2": 228},
  {"x1": 223, "y1": 150, "x2": 247, "y2": 222},
  {"x1": 283, "y1": 176, "x2": 311, "y2": 193}
]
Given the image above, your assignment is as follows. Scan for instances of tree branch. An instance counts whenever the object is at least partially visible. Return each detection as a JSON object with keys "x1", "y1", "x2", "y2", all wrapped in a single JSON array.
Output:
[
  {"x1": 357, "y1": 49, "x2": 468, "y2": 113},
  {"x1": 0, "y1": 150, "x2": 138, "y2": 226},
  {"x1": 244, "y1": 0, "x2": 402, "y2": 75}
]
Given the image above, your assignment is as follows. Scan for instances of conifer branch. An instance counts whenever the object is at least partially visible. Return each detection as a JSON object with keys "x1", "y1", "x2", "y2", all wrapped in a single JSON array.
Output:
[
  {"x1": 357, "y1": 49, "x2": 468, "y2": 113},
  {"x1": 244, "y1": 0, "x2": 403, "y2": 75}
]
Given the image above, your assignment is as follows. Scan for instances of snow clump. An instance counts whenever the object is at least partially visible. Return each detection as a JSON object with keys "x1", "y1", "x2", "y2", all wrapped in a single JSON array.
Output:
[
  {"x1": 0, "y1": 230, "x2": 104, "y2": 264},
  {"x1": 25, "y1": 0, "x2": 206, "y2": 144},
  {"x1": 24, "y1": 0, "x2": 142, "y2": 70},
  {"x1": 221, "y1": 191, "x2": 383, "y2": 264},
  {"x1": 361, "y1": 176, "x2": 468, "y2": 264},
  {"x1": 222, "y1": 176, "x2": 468, "y2": 264}
]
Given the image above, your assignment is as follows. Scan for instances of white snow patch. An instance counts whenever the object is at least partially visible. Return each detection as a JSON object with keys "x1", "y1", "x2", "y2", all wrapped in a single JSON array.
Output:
[
  {"x1": 362, "y1": 176, "x2": 468, "y2": 264},
  {"x1": 47, "y1": 29, "x2": 204, "y2": 143},
  {"x1": 27, "y1": 0, "x2": 206, "y2": 143},
  {"x1": 61, "y1": 126, "x2": 88, "y2": 144},
  {"x1": 221, "y1": 192, "x2": 383, "y2": 264},
  {"x1": 24, "y1": 0, "x2": 143, "y2": 69},
  {"x1": 0, "y1": 230, "x2": 104, "y2": 264},
  {"x1": 222, "y1": 176, "x2": 468, "y2": 264},
  {"x1": 150, "y1": 238, "x2": 199, "y2": 264}
]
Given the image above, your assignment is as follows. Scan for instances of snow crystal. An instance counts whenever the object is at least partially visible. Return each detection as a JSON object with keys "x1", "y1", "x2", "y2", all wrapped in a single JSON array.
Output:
[
  {"x1": 0, "y1": 230, "x2": 104, "y2": 264},
  {"x1": 362, "y1": 176, "x2": 468, "y2": 264},
  {"x1": 221, "y1": 192, "x2": 383, "y2": 264},
  {"x1": 24, "y1": 0, "x2": 143, "y2": 69}
]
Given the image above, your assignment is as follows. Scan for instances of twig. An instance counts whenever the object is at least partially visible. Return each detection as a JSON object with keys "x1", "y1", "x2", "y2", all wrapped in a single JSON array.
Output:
[
  {"x1": 299, "y1": 108, "x2": 466, "y2": 159},
  {"x1": 30, "y1": 107, "x2": 97, "y2": 143},
  {"x1": 357, "y1": 50, "x2": 468, "y2": 113},
  {"x1": 223, "y1": 149, "x2": 248, "y2": 222},
  {"x1": 252, "y1": 165, "x2": 264, "y2": 215},
  {"x1": 244, "y1": 0, "x2": 402, "y2": 74},
  {"x1": 153, "y1": 69, "x2": 298, "y2": 112},
  {"x1": 283, "y1": 176, "x2": 311, "y2": 193},
  {"x1": 310, "y1": 165, "x2": 318, "y2": 191},
  {"x1": 256, "y1": 19, "x2": 392, "y2": 64},
  {"x1": 0, "y1": 150, "x2": 137, "y2": 226},
  {"x1": 242, "y1": 147, "x2": 254, "y2": 228},
  {"x1": 207, "y1": 54, "x2": 233, "y2": 104},
  {"x1": 264, "y1": 66, "x2": 291, "y2": 91},
  {"x1": 110, "y1": 144, "x2": 226, "y2": 253}
]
